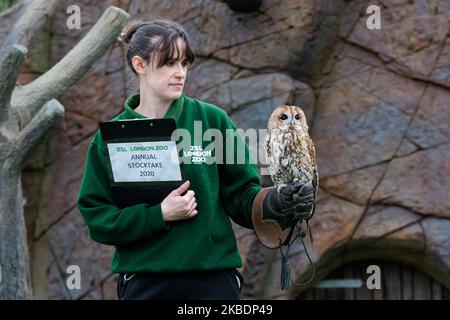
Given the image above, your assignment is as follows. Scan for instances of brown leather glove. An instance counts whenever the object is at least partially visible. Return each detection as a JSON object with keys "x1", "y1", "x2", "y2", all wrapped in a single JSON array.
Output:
[
  {"x1": 251, "y1": 180, "x2": 316, "y2": 248},
  {"x1": 262, "y1": 181, "x2": 315, "y2": 229}
]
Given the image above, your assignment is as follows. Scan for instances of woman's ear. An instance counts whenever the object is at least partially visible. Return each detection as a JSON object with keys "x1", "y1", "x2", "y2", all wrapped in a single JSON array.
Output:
[{"x1": 131, "y1": 55, "x2": 147, "y2": 75}]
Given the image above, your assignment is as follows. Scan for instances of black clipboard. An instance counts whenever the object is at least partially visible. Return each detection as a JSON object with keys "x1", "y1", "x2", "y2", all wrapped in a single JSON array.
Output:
[{"x1": 99, "y1": 118, "x2": 185, "y2": 209}]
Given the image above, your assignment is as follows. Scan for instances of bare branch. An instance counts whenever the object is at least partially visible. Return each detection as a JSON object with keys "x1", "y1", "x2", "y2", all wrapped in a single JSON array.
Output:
[
  {"x1": 12, "y1": 6, "x2": 129, "y2": 128},
  {"x1": 0, "y1": 44, "x2": 27, "y2": 122},
  {"x1": 0, "y1": 0, "x2": 59, "y2": 51},
  {"x1": 13, "y1": 99, "x2": 64, "y2": 170}
]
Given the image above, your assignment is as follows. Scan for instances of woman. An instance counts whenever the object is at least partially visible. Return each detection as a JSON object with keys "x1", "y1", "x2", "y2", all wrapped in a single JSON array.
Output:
[{"x1": 78, "y1": 19, "x2": 313, "y2": 300}]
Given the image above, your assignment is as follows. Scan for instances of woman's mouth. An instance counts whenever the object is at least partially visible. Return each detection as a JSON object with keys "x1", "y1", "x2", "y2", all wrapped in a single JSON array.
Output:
[{"x1": 169, "y1": 83, "x2": 183, "y2": 89}]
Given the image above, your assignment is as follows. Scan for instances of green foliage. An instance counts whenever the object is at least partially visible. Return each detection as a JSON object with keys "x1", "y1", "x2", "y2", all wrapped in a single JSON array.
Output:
[{"x1": 0, "y1": 0, "x2": 17, "y2": 13}]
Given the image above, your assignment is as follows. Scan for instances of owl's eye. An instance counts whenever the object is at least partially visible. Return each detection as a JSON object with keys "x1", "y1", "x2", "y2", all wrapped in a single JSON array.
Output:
[
  {"x1": 279, "y1": 114, "x2": 288, "y2": 121},
  {"x1": 295, "y1": 114, "x2": 300, "y2": 120}
]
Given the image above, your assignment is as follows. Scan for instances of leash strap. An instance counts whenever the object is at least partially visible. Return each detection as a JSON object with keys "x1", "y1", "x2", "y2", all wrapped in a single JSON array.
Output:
[{"x1": 279, "y1": 221, "x2": 316, "y2": 290}]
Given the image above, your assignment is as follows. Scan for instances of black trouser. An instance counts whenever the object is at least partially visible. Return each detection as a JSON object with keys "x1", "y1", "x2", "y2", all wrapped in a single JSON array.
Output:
[{"x1": 117, "y1": 269, "x2": 244, "y2": 300}]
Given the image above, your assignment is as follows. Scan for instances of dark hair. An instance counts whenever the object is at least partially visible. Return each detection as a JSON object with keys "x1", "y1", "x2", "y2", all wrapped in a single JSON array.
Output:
[{"x1": 121, "y1": 19, "x2": 195, "y2": 74}]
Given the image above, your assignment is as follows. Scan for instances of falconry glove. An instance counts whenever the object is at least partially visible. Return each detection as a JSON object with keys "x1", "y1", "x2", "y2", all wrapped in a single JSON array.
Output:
[
  {"x1": 252, "y1": 180, "x2": 317, "y2": 290},
  {"x1": 262, "y1": 180, "x2": 316, "y2": 230}
]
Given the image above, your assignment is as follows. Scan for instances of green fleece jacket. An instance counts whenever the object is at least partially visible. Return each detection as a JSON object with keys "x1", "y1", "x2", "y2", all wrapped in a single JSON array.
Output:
[{"x1": 77, "y1": 94, "x2": 262, "y2": 273}]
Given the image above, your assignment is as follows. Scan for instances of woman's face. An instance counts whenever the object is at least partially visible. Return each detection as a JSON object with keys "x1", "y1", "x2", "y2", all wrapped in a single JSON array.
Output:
[{"x1": 139, "y1": 38, "x2": 190, "y2": 102}]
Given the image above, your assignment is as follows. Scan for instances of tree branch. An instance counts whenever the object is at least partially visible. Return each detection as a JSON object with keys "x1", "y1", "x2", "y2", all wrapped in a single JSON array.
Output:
[
  {"x1": 0, "y1": 44, "x2": 27, "y2": 122},
  {"x1": 13, "y1": 99, "x2": 64, "y2": 170},
  {"x1": 0, "y1": 0, "x2": 59, "y2": 51},
  {"x1": 12, "y1": 6, "x2": 129, "y2": 128}
]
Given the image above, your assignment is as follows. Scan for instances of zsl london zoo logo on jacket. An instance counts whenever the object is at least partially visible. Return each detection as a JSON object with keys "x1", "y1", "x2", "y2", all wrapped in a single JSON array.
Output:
[{"x1": 183, "y1": 145, "x2": 212, "y2": 164}]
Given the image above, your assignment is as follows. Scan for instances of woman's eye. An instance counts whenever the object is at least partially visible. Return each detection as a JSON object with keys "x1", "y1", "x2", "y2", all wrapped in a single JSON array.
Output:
[
  {"x1": 182, "y1": 60, "x2": 190, "y2": 67},
  {"x1": 166, "y1": 59, "x2": 176, "y2": 66},
  {"x1": 295, "y1": 114, "x2": 300, "y2": 120},
  {"x1": 280, "y1": 114, "x2": 288, "y2": 120}
]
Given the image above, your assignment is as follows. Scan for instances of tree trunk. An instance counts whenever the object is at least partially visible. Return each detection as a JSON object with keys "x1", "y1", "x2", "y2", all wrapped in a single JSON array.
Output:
[
  {"x1": 0, "y1": 169, "x2": 31, "y2": 299},
  {"x1": 0, "y1": 1, "x2": 128, "y2": 299}
]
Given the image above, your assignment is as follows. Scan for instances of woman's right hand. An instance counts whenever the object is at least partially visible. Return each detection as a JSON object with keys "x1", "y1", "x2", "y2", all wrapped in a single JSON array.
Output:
[{"x1": 161, "y1": 180, "x2": 198, "y2": 222}]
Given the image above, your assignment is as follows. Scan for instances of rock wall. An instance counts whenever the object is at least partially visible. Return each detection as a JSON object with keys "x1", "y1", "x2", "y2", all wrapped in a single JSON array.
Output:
[{"x1": 1, "y1": 0, "x2": 448, "y2": 299}]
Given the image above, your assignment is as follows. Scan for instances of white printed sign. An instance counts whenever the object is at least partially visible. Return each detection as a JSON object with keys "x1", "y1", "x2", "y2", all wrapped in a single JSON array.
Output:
[{"x1": 107, "y1": 141, "x2": 181, "y2": 182}]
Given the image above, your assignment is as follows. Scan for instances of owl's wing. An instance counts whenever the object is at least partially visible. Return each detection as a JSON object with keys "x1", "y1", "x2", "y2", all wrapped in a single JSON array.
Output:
[
  {"x1": 264, "y1": 130, "x2": 272, "y2": 171},
  {"x1": 264, "y1": 130, "x2": 278, "y2": 185},
  {"x1": 307, "y1": 137, "x2": 319, "y2": 194},
  {"x1": 264, "y1": 130, "x2": 271, "y2": 162}
]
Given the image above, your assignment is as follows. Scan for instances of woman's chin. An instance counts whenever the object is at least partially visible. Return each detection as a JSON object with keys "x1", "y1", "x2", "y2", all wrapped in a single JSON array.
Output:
[{"x1": 167, "y1": 91, "x2": 183, "y2": 100}]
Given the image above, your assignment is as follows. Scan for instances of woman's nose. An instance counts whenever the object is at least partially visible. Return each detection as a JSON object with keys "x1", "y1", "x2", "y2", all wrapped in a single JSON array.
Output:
[
  {"x1": 174, "y1": 63, "x2": 186, "y2": 78},
  {"x1": 174, "y1": 71, "x2": 185, "y2": 79}
]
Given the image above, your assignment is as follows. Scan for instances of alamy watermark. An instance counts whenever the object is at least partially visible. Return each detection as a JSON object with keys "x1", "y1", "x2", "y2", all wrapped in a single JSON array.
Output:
[
  {"x1": 171, "y1": 122, "x2": 268, "y2": 167},
  {"x1": 366, "y1": 5, "x2": 381, "y2": 30},
  {"x1": 366, "y1": 264, "x2": 381, "y2": 289},
  {"x1": 66, "y1": 5, "x2": 81, "y2": 30},
  {"x1": 66, "y1": 265, "x2": 81, "y2": 290}
]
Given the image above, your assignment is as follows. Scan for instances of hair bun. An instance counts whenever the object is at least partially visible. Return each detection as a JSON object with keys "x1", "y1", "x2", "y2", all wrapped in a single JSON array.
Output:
[{"x1": 121, "y1": 20, "x2": 144, "y2": 44}]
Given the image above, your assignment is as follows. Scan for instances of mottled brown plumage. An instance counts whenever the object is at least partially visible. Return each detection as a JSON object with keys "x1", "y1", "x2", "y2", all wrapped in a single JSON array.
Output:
[{"x1": 265, "y1": 105, "x2": 318, "y2": 192}]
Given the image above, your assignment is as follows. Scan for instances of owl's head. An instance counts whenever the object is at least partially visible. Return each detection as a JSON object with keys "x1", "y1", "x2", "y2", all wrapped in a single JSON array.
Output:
[{"x1": 268, "y1": 105, "x2": 309, "y2": 131}]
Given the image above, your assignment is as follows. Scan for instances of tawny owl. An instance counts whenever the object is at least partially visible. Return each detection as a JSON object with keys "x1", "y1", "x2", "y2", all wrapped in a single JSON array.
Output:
[{"x1": 265, "y1": 105, "x2": 318, "y2": 193}]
